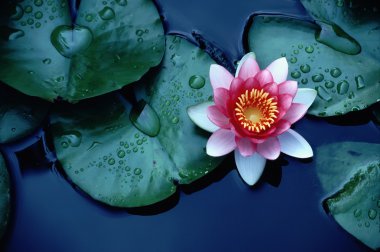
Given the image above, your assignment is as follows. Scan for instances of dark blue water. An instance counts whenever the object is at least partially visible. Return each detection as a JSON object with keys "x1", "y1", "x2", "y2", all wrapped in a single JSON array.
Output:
[{"x1": 0, "y1": 0, "x2": 378, "y2": 251}]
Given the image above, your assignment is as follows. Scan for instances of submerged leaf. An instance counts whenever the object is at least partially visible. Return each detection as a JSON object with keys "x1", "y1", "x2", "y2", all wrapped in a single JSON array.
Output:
[
  {"x1": 317, "y1": 142, "x2": 380, "y2": 250},
  {"x1": 247, "y1": 0, "x2": 380, "y2": 116},
  {"x1": 0, "y1": 0, "x2": 165, "y2": 102},
  {"x1": 0, "y1": 153, "x2": 10, "y2": 239},
  {"x1": 51, "y1": 36, "x2": 221, "y2": 207}
]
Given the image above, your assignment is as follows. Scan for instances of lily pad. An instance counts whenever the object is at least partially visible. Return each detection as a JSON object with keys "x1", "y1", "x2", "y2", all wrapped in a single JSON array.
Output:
[
  {"x1": 0, "y1": 153, "x2": 10, "y2": 240},
  {"x1": 247, "y1": 0, "x2": 380, "y2": 117},
  {"x1": 51, "y1": 35, "x2": 221, "y2": 207},
  {"x1": 316, "y1": 142, "x2": 380, "y2": 250},
  {"x1": 0, "y1": 83, "x2": 49, "y2": 144},
  {"x1": 0, "y1": 0, "x2": 164, "y2": 102}
]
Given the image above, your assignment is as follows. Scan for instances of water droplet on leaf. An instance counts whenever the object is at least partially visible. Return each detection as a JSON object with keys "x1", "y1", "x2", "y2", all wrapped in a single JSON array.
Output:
[
  {"x1": 98, "y1": 6, "x2": 115, "y2": 20},
  {"x1": 188, "y1": 75, "x2": 205, "y2": 89},
  {"x1": 130, "y1": 100, "x2": 160, "y2": 137},
  {"x1": 51, "y1": 25, "x2": 93, "y2": 58}
]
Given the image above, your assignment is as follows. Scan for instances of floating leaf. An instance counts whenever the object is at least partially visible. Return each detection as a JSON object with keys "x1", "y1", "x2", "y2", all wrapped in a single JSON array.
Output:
[
  {"x1": 0, "y1": 83, "x2": 49, "y2": 144},
  {"x1": 0, "y1": 153, "x2": 10, "y2": 239},
  {"x1": 247, "y1": 0, "x2": 380, "y2": 116},
  {"x1": 316, "y1": 142, "x2": 380, "y2": 250},
  {"x1": 0, "y1": 0, "x2": 164, "y2": 102},
  {"x1": 51, "y1": 36, "x2": 221, "y2": 207}
]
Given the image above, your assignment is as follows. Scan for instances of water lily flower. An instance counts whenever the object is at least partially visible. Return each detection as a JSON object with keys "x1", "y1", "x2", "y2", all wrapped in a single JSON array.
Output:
[{"x1": 187, "y1": 52, "x2": 317, "y2": 186}]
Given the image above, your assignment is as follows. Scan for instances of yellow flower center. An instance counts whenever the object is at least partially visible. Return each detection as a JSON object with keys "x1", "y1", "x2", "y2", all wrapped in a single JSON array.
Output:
[{"x1": 234, "y1": 88, "x2": 279, "y2": 133}]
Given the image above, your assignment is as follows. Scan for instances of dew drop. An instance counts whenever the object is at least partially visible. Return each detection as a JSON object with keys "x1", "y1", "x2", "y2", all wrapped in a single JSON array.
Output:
[
  {"x1": 27, "y1": 18, "x2": 34, "y2": 25},
  {"x1": 368, "y1": 209, "x2": 377, "y2": 220},
  {"x1": 130, "y1": 100, "x2": 160, "y2": 137},
  {"x1": 312, "y1": 73, "x2": 324, "y2": 82},
  {"x1": 315, "y1": 22, "x2": 361, "y2": 55},
  {"x1": 353, "y1": 209, "x2": 362, "y2": 218},
  {"x1": 189, "y1": 75, "x2": 206, "y2": 89},
  {"x1": 61, "y1": 141, "x2": 69, "y2": 148},
  {"x1": 24, "y1": 5, "x2": 33, "y2": 13},
  {"x1": 133, "y1": 168, "x2": 142, "y2": 175},
  {"x1": 330, "y1": 67, "x2": 342, "y2": 78},
  {"x1": 34, "y1": 0, "x2": 44, "y2": 6},
  {"x1": 61, "y1": 131, "x2": 82, "y2": 147},
  {"x1": 293, "y1": 49, "x2": 299, "y2": 54},
  {"x1": 34, "y1": 11, "x2": 43, "y2": 19},
  {"x1": 290, "y1": 70, "x2": 301, "y2": 79},
  {"x1": 300, "y1": 64, "x2": 311, "y2": 73},
  {"x1": 98, "y1": 6, "x2": 115, "y2": 20},
  {"x1": 337, "y1": 80, "x2": 349, "y2": 95},
  {"x1": 42, "y1": 58, "x2": 51, "y2": 64},
  {"x1": 171, "y1": 116, "x2": 179, "y2": 124},
  {"x1": 117, "y1": 150, "x2": 125, "y2": 158},
  {"x1": 301, "y1": 78, "x2": 308, "y2": 85},
  {"x1": 364, "y1": 222, "x2": 370, "y2": 228},
  {"x1": 10, "y1": 5, "x2": 24, "y2": 20},
  {"x1": 324, "y1": 80, "x2": 335, "y2": 89},
  {"x1": 305, "y1": 45, "x2": 314, "y2": 53},
  {"x1": 8, "y1": 29, "x2": 25, "y2": 40},
  {"x1": 51, "y1": 25, "x2": 93, "y2": 58},
  {"x1": 290, "y1": 57, "x2": 297, "y2": 64},
  {"x1": 316, "y1": 86, "x2": 332, "y2": 101},
  {"x1": 35, "y1": 22, "x2": 41, "y2": 28},
  {"x1": 85, "y1": 14, "x2": 94, "y2": 22},
  {"x1": 355, "y1": 75, "x2": 365, "y2": 89},
  {"x1": 135, "y1": 29, "x2": 144, "y2": 36},
  {"x1": 116, "y1": 0, "x2": 128, "y2": 6},
  {"x1": 137, "y1": 37, "x2": 143, "y2": 43},
  {"x1": 108, "y1": 158, "x2": 115, "y2": 165}
]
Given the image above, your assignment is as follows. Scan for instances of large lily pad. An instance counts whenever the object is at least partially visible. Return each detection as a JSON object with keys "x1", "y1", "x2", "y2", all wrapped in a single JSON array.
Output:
[
  {"x1": 0, "y1": 153, "x2": 10, "y2": 240},
  {"x1": 0, "y1": 0, "x2": 164, "y2": 102},
  {"x1": 50, "y1": 36, "x2": 221, "y2": 207},
  {"x1": 247, "y1": 0, "x2": 380, "y2": 117},
  {"x1": 316, "y1": 142, "x2": 380, "y2": 250},
  {"x1": 0, "y1": 83, "x2": 49, "y2": 144}
]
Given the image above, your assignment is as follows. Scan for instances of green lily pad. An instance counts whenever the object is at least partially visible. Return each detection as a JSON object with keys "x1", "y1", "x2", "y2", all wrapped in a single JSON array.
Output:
[
  {"x1": 0, "y1": 0, "x2": 164, "y2": 102},
  {"x1": 51, "y1": 35, "x2": 221, "y2": 207},
  {"x1": 247, "y1": 0, "x2": 380, "y2": 117},
  {"x1": 0, "y1": 83, "x2": 49, "y2": 144},
  {"x1": 0, "y1": 153, "x2": 10, "y2": 240},
  {"x1": 316, "y1": 142, "x2": 380, "y2": 250}
]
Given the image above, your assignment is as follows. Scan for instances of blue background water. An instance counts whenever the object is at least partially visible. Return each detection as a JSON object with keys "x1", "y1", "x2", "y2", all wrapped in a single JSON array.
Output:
[{"x1": 0, "y1": 0, "x2": 379, "y2": 251}]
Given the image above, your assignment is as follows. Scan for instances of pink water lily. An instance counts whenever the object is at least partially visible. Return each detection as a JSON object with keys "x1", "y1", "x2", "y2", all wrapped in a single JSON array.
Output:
[{"x1": 187, "y1": 52, "x2": 317, "y2": 185}]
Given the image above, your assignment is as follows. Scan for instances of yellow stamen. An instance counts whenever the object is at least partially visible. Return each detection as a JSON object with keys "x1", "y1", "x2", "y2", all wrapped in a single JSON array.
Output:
[{"x1": 234, "y1": 87, "x2": 279, "y2": 133}]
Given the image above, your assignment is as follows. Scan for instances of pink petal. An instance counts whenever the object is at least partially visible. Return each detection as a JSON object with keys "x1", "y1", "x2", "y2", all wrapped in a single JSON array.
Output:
[
  {"x1": 206, "y1": 129, "x2": 237, "y2": 157},
  {"x1": 243, "y1": 77, "x2": 261, "y2": 91},
  {"x1": 210, "y1": 64, "x2": 234, "y2": 90},
  {"x1": 262, "y1": 83, "x2": 279, "y2": 97},
  {"x1": 254, "y1": 69, "x2": 274, "y2": 86},
  {"x1": 249, "y1": 137, "x2": 266, "y2": 144},
  {"x1": 278, "y1": 81, "x2": 297, "y2": 97},
  {"x1": 282, "y1": 103, "x2": 308, "y2": 124},
  {"x1": 213, "y1": 88, "x2": 230, "y2": 115},
  {"x1": 266, "y1": 57, "x2": 288, "y2": 83},
  {"x1": 236, "y1": 137, "x2": 256, "y2": 157},
  {"x1": 207, "y1": 105, "x2": 230, "y2": 129},
  {"x1": 277, "y1": 94, "x2": 293, "y2": 119},
  {"x1": 273, "y1": 120, "x2": 291, "y2": 136},
  {"x1": 229, "y1": 78, "x2": 245, "y2": 100},
  {"x1": 237, "y1": 55, "x2": 260, "y2": 81},
  {"x1": 257, "y1": 137, "x2": 281, "y2": 160}
]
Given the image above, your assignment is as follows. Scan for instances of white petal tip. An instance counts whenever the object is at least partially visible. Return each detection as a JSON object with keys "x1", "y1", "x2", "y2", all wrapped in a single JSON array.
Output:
[
  {"x1": 278, "y1": 129, "x2": 314, "y2": 159},
  {"x1": 234, "y1": 150, "x2": 266, "y2": 186},
  {"x1": 187, "y1": 102, "x2": 218, "y2": 133}
]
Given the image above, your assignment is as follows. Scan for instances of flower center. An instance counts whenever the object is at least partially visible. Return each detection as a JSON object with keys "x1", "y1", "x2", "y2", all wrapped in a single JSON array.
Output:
[{"x1": 234, "y1": 88, "x2": 279, "y2": 133}]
